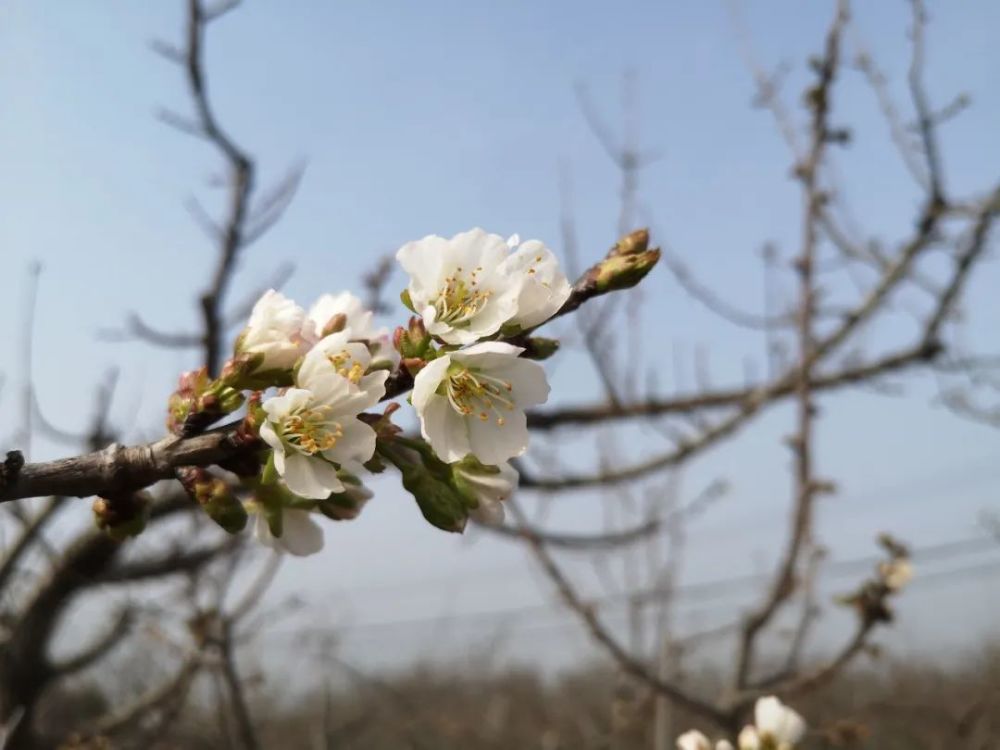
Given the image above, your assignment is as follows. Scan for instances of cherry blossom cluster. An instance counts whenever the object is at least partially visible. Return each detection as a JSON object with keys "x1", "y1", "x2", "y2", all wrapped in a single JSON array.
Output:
[
  {"x1": 677, "y1": 697, "x2": 806, "y2": 750},
  {"x1": 164, "y1": 228, "x2": 587, "y2": 555}
]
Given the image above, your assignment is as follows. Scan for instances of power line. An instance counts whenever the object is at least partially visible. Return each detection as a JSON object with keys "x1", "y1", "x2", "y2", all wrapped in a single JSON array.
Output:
[{"x1": 299, "y1": 535, "x2": 1000, "y2": 637}]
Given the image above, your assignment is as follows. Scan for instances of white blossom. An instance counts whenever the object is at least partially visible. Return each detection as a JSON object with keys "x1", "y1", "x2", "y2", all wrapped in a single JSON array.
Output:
[
  {"x1": 737, "y1": 727, "x2": 760, "y2": 750},
  {"x1": 298, "y1": 330, "x2": 390, "y2": 403},
  {"x1": 455, "y1": 460, "x2": 518, "y2": 525},
  {"x1": 260, "y1": 339, "x2": 384, "y2": 499},
  {"x1": 500, "y1": 238, "x2": 572, "y2": 329},
  {"x1": 396, "y1": 228, "x2": 521, "y2": 345},
  {"x1": 411, "y1": 342, "x2": 549, "y2": 465},
  {"x1": 716, "y1": 742, "x2": 734, "y2": 750},
  {"x1": 677, "y1": 730, "x2": 711, "y2": 750},
  {"x1": 752, "y1": 696, "x2": 806, "y2": 749},
  {"x1": 236, "y1": 289, "x2": 308, "y2": 371},
  {"x1": 251, "y1": 507, "x2": 324, "y2": 557},
  {"x1": 305, "y1": 291, "x2": 399, "y2": 370},
  {"x1": 879, "y1": 557, "x2": 913, "y2": 591}
]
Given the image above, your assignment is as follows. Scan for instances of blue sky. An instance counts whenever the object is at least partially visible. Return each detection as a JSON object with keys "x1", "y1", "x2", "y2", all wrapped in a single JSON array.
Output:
[{"x1": 1, "y1": 1, "x2": 1000, "y2": 676}]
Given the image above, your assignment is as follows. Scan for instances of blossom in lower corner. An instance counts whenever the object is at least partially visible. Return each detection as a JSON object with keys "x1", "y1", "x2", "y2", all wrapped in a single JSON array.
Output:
[
  {"x1": 453, "y1": 458, "x2": 518, "y2": 525},
  {"x1": 411, "y1": 342, "x2": 549, "y2": 465},
  {"x1": 260, "y1": 347, "x2": 384, "y2": 499},
  {"x1": 500, "y1": 237, "x2": 572, "y2": 330},
  {"x1": 396, "y1": 228, "x2": 521, "y2": 345},
  {"x1": 677, "y1": 732, "x2": 734, "y2": 750},
  {"x1": 677, "y1": 730, "x2": 711, "y2": 750},
  {"x1": 235, "y1": 289, "x2": 309, "y2": 373},
  {"x1": 739, "y1": 696, "x2": 806, "y2": 750},
  {"x1": 251, "y1": 506, "x2": 324, "y2": 557}
]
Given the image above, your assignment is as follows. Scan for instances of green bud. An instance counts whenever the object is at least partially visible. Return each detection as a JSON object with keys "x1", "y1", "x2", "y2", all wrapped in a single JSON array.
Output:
[
  {"x1": 608, "y1": 228, "x2": 650, "y2": 257},
  {"x1": 394, "y1": 316, "x2": 432, "y2": 358},
  {"x1": 591, "y1": 249, "x2": 660, "y2": 293},
  {"x1": 399, "y1": 462, "x2": 468, "y2": 533},
  {"x1": 177, "y1": 467, "x2": 248, "y2": 533},
  {"x1": 93, "y1": 493, "x2": 150, "y2": 541},
  {"x1": 519, "y1": 337, "x2": 560, "y2": 360}
]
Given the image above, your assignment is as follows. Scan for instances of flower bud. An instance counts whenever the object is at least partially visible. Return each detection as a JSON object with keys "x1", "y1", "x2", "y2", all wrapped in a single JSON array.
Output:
[
  {"x1": 93, "y1": 493, "x2": 150, "y2": 541},
  {"x1": 167, "y1": 367, "x2": 210, "y2": 435},
  {"x1": 168, "y1": 367, "x2": 247, "y2": 436},
  {"x1": 394, "y1": 316, "x2": 432, "y2": 358},
  {"x1": 402, "y1": 356, "x2": 427, "y2": 376},
  {"x1": 318, "y1": 473, "x2": 374, "y2": 521},
  {"x1": 609, "y1": 228, "x2": 650, "y2": 257},
  {"x1": 590, "y1": 248, "x2": 661, "y2": 293},
  {"x1": 177, "y1": 467, "x2": 248, "y2": 533},
  {"x1": 319, "y1": 312, "x2": 348, "y2": 337},
  {"x1": 519, "y1": 336, "x2": 560, "y2": 360},
  {"x1": 398, "y1": 459, "x2": 468, "y2": 533}
]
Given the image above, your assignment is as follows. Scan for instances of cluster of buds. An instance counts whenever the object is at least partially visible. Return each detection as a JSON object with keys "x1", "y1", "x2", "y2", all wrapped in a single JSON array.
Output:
[{"x1": 167, "y1": 367, "x2": 244, "y2": 437}]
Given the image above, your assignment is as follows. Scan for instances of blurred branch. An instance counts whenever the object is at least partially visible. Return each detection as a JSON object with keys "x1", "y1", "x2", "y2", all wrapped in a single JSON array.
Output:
[
  {"x1": 477, "y1": 516, "x2": 660, "y2": 551},
  {"x1": 508, "y1": 500, "x2": 729, "y2": 727},
  {"x1": 50, "y1": 607, "x2": 132, "y2": 677}
]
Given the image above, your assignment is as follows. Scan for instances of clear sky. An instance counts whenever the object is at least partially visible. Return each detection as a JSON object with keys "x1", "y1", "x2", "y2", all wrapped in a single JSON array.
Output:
[{"x1": 1, "y1": 1, "x2": 999, "y2": 680}]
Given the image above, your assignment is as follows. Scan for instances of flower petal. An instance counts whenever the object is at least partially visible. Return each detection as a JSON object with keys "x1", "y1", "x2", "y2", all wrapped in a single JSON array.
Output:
[
  {"x1": 493, "y1": 358, "x2": 550, "y2": 408},
  {"x1": 278, "y1": 509, "x2": 326, "y2": 556},
  {"x1": 411, "y1": 355, "x2": 451, "y2": 412},
  {"x1": 281, "y1": 454, "x2": 344, "y2": 499},
  {"x1": 322, "y1": 418, "x2": 378, "y2": 466},
  {"x1": 466, "y1": 407, "x2": 528, "y2": 465},
  {"x1": 421, "y1": 396, "x2": 471, "y2": 463}
]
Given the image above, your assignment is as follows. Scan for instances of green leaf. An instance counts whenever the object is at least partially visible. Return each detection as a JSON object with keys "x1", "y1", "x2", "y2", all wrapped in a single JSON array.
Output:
[
  {"x1": 260, "y1": 452, "x2": 279, "y2": 485},
  {"x1": 400, "y1": 288, "x2": 415, "y2": 312}
]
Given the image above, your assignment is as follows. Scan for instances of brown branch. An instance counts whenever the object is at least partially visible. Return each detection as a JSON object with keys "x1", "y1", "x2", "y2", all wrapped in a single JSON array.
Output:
[
  {"x1": 508, "y1": 500, "x2": 729, "y2": 727},
  {"x1": 0, "y1": 430, "x2": 239, "y2": 503},
  {"x1": 526, "y1": 342, "x2": 937, "y2": 431},
  {"x1": 99, "y1": 539, "x2": 237, "y2": 583},
  {"x1": 50, "y1": 607, "x2": 132, "y2": 677},
  {"x1": 520, "y1": 341, "x2": 937, "y2": 491},
  {"x1": 90, "y1": 654, "x2": 202, "y2": 736},
  {"x1": 476, "y1": 517, "x2": 660, "y2": 550},
  {"x1": 735, "y1": 0, "x2": 847, "y2": 690}
]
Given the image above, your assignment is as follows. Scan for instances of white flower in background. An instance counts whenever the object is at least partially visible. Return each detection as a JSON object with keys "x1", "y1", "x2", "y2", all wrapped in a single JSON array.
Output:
[
  {"x1": 411, "y1": 342, "x2": 549, "y2": 465},
  {"x1": 455, "y1": 460, "x2": 519, "y2": 525},
  {"x1": 305, "y1": 291, "x2": 400, "y2": 370},
  {"x1": 743, "y1": 696, "x2": 805, "y2": 750},
  {"x1": 737, "y1": 727, "x2": 761, "y2": 750},
  {"x1": 251, "y1": 506, "x2": 324, "y2": 557},
  {"x1": 677, "y1": 731, "x2": 735, "y2": 750},
  {"x1": 677, "y1": 730, "x2": 711, "y2": 750},
  {"x1": 879, "y1": 557, "x2": 913, "y2": 591},
  {"x1": 260, "y1": 353, "x2": 384, "y2": 499},
  {"x1": 500, "y1": 237, "x2": 572, "y2": 329},
  {"x1": 396, "y1": 228, "x2": 521, "y2": 345},
  {"x1": 298, "y1": 330, "x2": 389, "y2": 402},
  {"x1": 236, "y1": 289, "x2": 308, "y2": 371}
]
